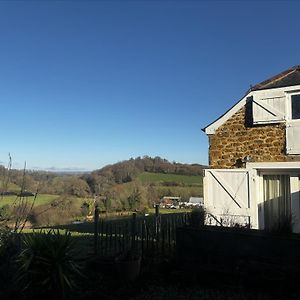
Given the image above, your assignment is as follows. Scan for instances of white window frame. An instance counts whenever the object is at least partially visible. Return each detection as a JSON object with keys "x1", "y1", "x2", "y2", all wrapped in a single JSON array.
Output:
[
  {"x1": 256, "y1": 170, "x2": 300, "y2": 232},
  {"x1": 285, "y1": 90, "x2": 300, "y2": 122},
  {"x1": 285, "y1": 91, "x2": 300, "y2": 154}
]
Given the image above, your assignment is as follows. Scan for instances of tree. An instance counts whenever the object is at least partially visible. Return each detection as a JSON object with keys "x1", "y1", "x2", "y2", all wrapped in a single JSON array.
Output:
[
  {"x1": 102, "y1": 197, "x2": 111, "y2": 212},
  {"x1": 52, "y1": 176, "x2": 90, "y2": 197},
  {"x1": 127, "y1": 187, "x2": 141, "y2": 211}
]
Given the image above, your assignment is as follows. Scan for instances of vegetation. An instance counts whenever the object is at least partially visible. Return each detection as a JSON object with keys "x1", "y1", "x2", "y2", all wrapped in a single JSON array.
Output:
[
  {"x1": 85, "y1": 156, "x2": 205, "y2": 190},
  {"x1": 190, "y1": 207, "x2": 206, "y2": 228},
  {"x1": 16, "y1": 230, "x2": 82, "y2": 300},
  {"x1": 0, "y1": 156, "x2": 204, "y2": 228},
  {"x1": 138, "y1": 172, "x2": 202, "y2": 186},
  {"x1": 0, "y1": 194, "x2": 58, "y2": 207},
  {"x1": 28, "y1": 196, "x2": 93, "y2": 227}
]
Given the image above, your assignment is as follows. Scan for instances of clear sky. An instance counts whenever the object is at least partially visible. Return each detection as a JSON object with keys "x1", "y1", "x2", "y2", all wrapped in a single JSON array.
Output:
[{"x1": 1, "y1": 1, "x2": 300, "y2": 171}]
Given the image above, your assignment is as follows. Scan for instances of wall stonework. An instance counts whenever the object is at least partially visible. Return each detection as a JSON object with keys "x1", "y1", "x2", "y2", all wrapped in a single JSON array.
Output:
[{"x1": 208, "y1": 106, "x2": 287, "y2": 168}]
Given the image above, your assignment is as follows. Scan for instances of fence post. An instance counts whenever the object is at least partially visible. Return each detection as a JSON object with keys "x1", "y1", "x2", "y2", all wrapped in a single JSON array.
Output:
[
  {"x1": 94, "y1": 205, "x2": 99, "y2": 255},
  {"x1": 155, "y1": 204, "x2": 159, "y2": 217},
  {"x1": 155, "y1": 204, "x2": 160, "y2": 254},
  {"x1": 131, "y1": 213, "x2": 137, "y2": 252}
]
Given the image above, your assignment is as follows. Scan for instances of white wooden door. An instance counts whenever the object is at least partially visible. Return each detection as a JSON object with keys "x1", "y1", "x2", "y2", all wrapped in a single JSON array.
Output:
[
  {"x1": 204, "y1": 169, "x2": 251, "y2": 227},
  {"x1": 252, "y1": 89, "x2": 286, "y2": 124},
  {"x1": 252, "y1": 96, "x2": 286, "y2": 124},
  {"x1": 286, "y1": 122, "x2": 300, "y2": 154}
]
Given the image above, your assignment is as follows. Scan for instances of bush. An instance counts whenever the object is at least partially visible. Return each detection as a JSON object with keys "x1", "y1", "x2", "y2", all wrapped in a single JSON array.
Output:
[
  {"x1": 29, "y1": 197, "x2": 86, "y2": 227},
  {"x1": 269, "y1": 214, "x2": 293, "y2": 235},
  {"x1": 0, "y1": 205, "x2": 12, "y2": 221},
  {"x1": 141, "y1": 206, "x2": 150, "y2": 215},
  {"x1": 190, "y1": 207, "x2": 206, "y2": 228},
  {"x1": 16, "y1": 230, "x2": 82, "y2": 300},
  {"x1": 0, "y1": 228, "x2": 12, "y2": 256},
  {"x1": 0, "y1": 229, "x2": 21, "y2": 298}
]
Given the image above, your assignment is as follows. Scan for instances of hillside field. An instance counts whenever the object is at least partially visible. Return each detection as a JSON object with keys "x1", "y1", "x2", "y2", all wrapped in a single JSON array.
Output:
[
  {"x1": 138, "y1": 172, "x2": 203, "y2": 186},
  {"x1": 0, "y1": 194, "x2": 59, "y2": 207},
  {"x1": 138, "y1": 172, "x2": 203, "y2": 199}
]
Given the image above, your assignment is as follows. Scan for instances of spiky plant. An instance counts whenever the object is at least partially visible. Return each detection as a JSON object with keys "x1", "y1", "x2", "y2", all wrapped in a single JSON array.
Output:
[{"x1": 16, "y1": 230, "x2": 82, "y2": 300}]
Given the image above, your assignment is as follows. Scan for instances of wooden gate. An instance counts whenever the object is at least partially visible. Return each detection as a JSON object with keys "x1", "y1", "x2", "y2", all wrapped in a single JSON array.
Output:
[{"x1": 204, "y1": 169, "x2": 252, "y2": 227}]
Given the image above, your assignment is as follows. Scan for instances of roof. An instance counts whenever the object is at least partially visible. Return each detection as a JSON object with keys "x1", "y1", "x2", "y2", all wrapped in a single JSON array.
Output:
[
  {"x1": 250, "y1": 65, "x2": 300, "y2": 91},
  {"x1": 203, "y1": 65, "x2": 300, "y2": 134},
  {"x1": 188, "y1": 197, "x2": 203, "y2": 203},
  {"x1": 161, "y1": 196, "x2": 181, "y2": 200}
]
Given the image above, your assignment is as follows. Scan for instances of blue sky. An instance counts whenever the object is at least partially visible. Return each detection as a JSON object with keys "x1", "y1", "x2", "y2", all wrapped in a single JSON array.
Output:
[{"x1": 1, "y1": 1, "x2": 300, "y2": 171}]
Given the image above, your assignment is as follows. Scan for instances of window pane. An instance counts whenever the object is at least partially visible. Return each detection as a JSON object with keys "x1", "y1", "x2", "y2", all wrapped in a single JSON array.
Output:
[
  {"x1": 292, "y1": 94, "x2": 300, "y2": 119},
  {"x1": 263, "y1": 175, "x2": 291, "y2": 231}
]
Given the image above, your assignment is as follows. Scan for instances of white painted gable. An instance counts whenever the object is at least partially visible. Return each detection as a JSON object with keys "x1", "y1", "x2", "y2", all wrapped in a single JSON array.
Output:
[{"x1": 204, "y1": 84, "x2": 300, "y2": 155}]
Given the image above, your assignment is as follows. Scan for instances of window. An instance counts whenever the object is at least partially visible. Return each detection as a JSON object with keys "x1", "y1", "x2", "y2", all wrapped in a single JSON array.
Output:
[
  {"x1": 252, "y1": 95, "x2": 286, "y2": 124},
  {"x1": 291, "y1": 94, "x2": 300, "y2": 119},
  {"x1": 263, "y1": 175, "x2": 291, "y2": 231},
  {"x1": 286, "y1": 93, "x2": 300, "y2": 154}
]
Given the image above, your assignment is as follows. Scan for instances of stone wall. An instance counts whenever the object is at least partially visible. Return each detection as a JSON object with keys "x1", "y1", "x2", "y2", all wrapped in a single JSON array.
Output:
[{"x1": 208, "y1": 105, "x2": 287, "y2": 168}]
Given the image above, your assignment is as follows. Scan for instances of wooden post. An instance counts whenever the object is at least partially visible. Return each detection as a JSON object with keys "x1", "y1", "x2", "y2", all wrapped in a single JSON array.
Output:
[
  {"x1": 131, "y1": 213, "x2": 137, "y2": 252},
  {"x1": 161, "y1": 218, "x2": 165, "y2": 256},
  {"x1": 94, "y1": 205, "x2": 99, "y2": 255},
  {"x1": 155, "y1": 204, "x2": 159, "y2": 217},
  {"x1": 141, "y1": 220, "x2": 145, "y2": 259},
  {"x1": 155, "y1": 204, "x2": 160, "y2": 255}
]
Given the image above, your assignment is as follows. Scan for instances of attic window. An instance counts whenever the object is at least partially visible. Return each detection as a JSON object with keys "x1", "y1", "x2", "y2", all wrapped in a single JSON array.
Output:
[
  {"x1": 252, "y1": 94, "x2": 286, "y2": 124},
  {"x1": 291, "y1": 94, "x2": 300, "y2": 119}
]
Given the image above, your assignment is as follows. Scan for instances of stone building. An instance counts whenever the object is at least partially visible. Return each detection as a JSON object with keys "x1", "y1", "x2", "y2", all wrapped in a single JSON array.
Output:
[{"x1": 202, "y1": 66, "x2": 300, "y2": 232}]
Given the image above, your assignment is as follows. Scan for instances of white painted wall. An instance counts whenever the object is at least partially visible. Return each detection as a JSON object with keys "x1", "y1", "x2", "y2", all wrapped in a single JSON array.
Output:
[{"x1": 204, "y1": 162, "x2": 300, "y2": 232}]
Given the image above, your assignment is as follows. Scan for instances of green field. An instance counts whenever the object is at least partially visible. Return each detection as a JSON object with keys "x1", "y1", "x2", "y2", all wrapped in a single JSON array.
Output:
[
  {"x1": 0, "y1": 181, "x2": 21, "y2": 192},
  {"x1": 138, "y1": 172, "x2": 203, "y2": 186},
  {"x1": 0, "y1": 194, "x2": 59, "y2": 207},
  {"x1": 148, "y1": 207, "x2": 191, "y2": 214}
]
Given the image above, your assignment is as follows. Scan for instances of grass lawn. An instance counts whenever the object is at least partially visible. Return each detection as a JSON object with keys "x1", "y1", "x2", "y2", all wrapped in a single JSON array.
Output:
[
  {"x1": 153, "y1": 185, "x2": 203, "y2": 198},
  {"x1": 148, "y1": 207, "x2": 191, "y2": 214},
  {"x1": 0, "y1": 181, "x2": 20, "y2": 192},
  {"x1": 0, "y1": 194, "x2": 59, "y2": 207},
  {"x1": 22, "y1": 228, "x2": 93, "y2": 237},
  {"x1": 138, "y1": 172, "x2": 202, "y2": 186}
]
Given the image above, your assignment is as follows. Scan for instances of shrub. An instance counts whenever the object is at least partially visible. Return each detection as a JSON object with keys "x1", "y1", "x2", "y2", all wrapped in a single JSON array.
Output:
[
  {"x1": 141, "y1": 206, "x2": 150, "y2": 215},
  {"x1": 16, "y1": 230, "x2": 82, "y2": 300},
  {"x1": 0, "y1": 229, "x2": 21, "y2": 298},
  {"x1": 0, "y1": 227, "x2": 12, "y2": 256},
  {"x1": 269, "y1": 214, "x2": 293, "y2": 235},
  {"x1": 81, "y1": 201, "x2": 91, "y2": 216},
  {"x1": 190, "y1": 207, "x2": 206, "y2": 228},
  {"x1": 0, "y1": 205, "x2": 12, "y2": 221},
  {"x1": 29, "y1": 197, "x2": 86, "y2": 227}
]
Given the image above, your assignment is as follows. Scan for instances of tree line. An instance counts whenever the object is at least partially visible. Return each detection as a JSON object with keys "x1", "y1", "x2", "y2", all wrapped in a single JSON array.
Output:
[
  {"x1": 0, "y1": 156, "x2": 205, "y2": 206},
  {"x1": 84, "y1": 156, "x2": 205, "y2": 193}
]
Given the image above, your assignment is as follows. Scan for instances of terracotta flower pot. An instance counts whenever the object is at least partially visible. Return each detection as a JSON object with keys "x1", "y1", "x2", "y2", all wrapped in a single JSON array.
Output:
[{"x1": 115, "y1": 255, "x2": 141, "y2": 281}]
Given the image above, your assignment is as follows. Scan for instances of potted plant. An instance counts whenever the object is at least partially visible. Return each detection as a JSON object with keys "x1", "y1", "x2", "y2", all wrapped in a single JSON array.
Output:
[{"x1": 115, "y1": 248, "x2": 141, "y2": 281}]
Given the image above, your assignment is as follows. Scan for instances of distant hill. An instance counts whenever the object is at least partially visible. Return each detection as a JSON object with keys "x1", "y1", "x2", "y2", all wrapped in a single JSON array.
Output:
[
  {"x1": 90, "y1": 156, "x2": 207, "y2": 184},
  {"x1": 0, "y1": 157, "x2": 206, "y2": 200},
  {"x1": 82, "y1": 156, "x2": 206, "y2": 201}
]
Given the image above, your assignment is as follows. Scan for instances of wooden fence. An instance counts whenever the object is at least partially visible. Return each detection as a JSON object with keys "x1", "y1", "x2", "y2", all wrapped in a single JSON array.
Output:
[{"x1": 94, "y1": 208, "x2": 190, "y2": 258}]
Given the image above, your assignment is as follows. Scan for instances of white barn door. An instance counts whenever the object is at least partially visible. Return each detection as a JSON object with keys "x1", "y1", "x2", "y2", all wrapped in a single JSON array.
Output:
[
  {"x1": 252, "y1": 90, "x2": 286, "y2": 124},
  {"x1": 286, "y1": 122, "x2": 300, "y2": 154},
  {"x1": 204, "y1": 169, "x2": 252, "y2": 227}
]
